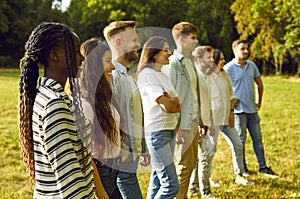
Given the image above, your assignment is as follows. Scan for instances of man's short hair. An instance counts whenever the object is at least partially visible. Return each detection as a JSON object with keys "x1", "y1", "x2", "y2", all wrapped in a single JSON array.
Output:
[
  {"x1": 172, "y1": 22, "x2": 198, "y2": 40},
  {"x1": 192, "y1": 45, "x2": 214, "y2": 59},
  {"x1": 232, "y1": 39, "x2": 248, "y2": 50},
  {"x1": 103, "y1": 21, "x2": 136, "y2": 40}
]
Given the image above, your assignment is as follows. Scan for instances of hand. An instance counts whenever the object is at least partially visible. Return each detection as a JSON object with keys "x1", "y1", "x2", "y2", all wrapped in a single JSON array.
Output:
[
  {"x1": 163, "y1": 91, "x2": 170, "y2": 98},
  {"x1": 198, "y1": 125, "x2": 207, "y2": 137},
  {"x1": 208, "y1": 126, "x2": 215, "y2": 137},
  {"x1": 256, "y1": 102, "x2": 261, "y2": 110},
  {"x1": 233, "y1": 99, "x2": 239, "y2": 108},
  {"x1": 139, "y1": 153, "x2": 151, "y2": 167},
  {"x1": 176, "y1": 130, "x2": 185, "y2": 144}
]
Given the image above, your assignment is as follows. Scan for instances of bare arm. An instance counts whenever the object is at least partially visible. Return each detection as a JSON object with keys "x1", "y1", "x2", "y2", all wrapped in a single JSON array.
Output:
[
  {"x1": 254, "y1": 77, "x2": 264, "y2": 109},
  {"x1": 156, "y1": 94, "x2": 181, "y2": 113}
]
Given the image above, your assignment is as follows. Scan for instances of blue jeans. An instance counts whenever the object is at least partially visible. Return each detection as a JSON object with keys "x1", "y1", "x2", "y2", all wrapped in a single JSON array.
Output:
[
  {"x1": 146, "y1": 130, "x2": 179, "y2": 199},
  {"x1": 208, "y1": 125, "x2": 244, "y2": 175},
  {"x1": 234, "y1": 112, "x2": 266, "y2": 169},
  {"x1": 93, "y1": 158, "x2": 122, "y2": 198},
  {"x1": 117, "y1": 157, "x2": 143, "y2": 199},
  {"x1": 189, "y1": 134, "x2": 211, "y2": 195}
]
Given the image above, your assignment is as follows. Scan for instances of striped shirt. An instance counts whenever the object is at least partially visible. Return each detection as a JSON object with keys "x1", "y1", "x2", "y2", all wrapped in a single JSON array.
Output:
[{"x1": 32, "y1": 77, "x2": 95, "y2": 199}]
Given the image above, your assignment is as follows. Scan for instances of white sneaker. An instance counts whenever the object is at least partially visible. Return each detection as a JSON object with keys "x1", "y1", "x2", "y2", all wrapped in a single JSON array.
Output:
[
  {"x1": 202, "y1": 193, "x2": 219, "y2": 199},
  {"x1": 235, "y1": 175, "x2": 255, "y2": 186},
  {"x1": 209, "y1": 178, "x2": 221, "y2": 188}
]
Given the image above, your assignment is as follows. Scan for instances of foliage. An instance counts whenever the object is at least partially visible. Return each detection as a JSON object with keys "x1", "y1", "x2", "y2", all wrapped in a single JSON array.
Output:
[
  {"x1": 0, "y1": 0, "x2": 299, "y2": 75},
  {"x1": 0, "y1": 0, "x2": 67, "y2": 67},
  {"x1": 231, "y1": 0, "x2": 300, "y2": 75}
]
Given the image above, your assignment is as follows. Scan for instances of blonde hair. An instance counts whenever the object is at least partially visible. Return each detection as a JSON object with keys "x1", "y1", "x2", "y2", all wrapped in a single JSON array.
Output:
[{"x1": 103, "y1": 21, "x2": 136, "y2": 40}]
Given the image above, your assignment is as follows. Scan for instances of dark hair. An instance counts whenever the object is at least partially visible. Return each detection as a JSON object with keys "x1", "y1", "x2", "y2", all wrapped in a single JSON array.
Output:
[
  {"x1": 18, "y1": 22, "x2": 79, "y2": 183},
  {"x1": 232, "y1": 39, "x2": 248, "y2": 50},
  {"x1": 136, "y1": 36, "x2": 168, "y2": 77},
  {"x1": 79, "y1": 38, "x2": 124, "y2": 146},
  {"x1": 213, "y1": 49, "x2": 222, "y2": 65}
]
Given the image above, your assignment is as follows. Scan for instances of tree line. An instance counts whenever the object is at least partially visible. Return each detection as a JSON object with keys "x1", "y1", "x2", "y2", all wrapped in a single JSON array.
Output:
[{"x1": 0, "y1": 0, "x2": 299, "y2": 75}]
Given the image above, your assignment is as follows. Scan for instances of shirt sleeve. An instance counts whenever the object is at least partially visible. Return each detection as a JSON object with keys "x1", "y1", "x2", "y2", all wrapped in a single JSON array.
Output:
[{"x1": 42, "y1": 98, "x2": 90, "y2": 197}]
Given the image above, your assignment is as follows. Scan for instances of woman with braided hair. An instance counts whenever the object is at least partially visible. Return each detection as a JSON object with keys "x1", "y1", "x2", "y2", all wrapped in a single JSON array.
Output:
[{"x1": 18, "y1": 22, "x2": 101, "y2": 198}]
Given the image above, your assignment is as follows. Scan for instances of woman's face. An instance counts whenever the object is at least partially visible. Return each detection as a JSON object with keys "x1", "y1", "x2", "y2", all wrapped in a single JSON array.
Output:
[
  {"x1": 154, "y1": 42, "x2": 172, "y2": 65},
  {"x1": 217, "y1": 52, "x2": 225, "y2": 70},
  {"x1": 102, "y1": 50, "x2": 114, "y2": 82}
]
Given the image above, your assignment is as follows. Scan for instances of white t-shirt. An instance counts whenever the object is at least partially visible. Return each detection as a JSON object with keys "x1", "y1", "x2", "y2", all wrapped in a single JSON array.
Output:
[
  {"x1": 137, "y1": 68, "x2": 179, "y2": 134},
  {"x1": 81, "y1": 98, "x2": 121, "y2": 159}
]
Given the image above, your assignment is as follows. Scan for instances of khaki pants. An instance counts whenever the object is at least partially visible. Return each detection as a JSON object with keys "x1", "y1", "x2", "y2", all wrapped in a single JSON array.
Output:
[{"x1": 174, "y1": 120, "x2": 199, "y2": 199}]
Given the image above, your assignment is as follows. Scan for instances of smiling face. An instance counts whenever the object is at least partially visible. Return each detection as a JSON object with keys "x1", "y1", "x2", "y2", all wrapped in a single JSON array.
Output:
[
  {"x1": 102, "y1": 50, "x2": 114, "y2": 82},
  {"x1": 183, "y1": 32, "x2": 198, "y2": 53},
  {"x1": 197, "y1": 51, "x2": 216, "y2": 74},
  {"x1": 216, "y1": 52, "x2": 225, "y2": 71},
  {"x1": 120, "y1": 27, "x2": 141, "y2": 62},
  {"x1": 154, "y1": 42, "x2": 172, "y2": 65}
]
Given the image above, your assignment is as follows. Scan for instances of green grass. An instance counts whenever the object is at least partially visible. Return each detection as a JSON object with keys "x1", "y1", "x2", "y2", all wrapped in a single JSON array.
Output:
[{"x1": 1, "y1": 69, "x2": 299, "y2": 199}]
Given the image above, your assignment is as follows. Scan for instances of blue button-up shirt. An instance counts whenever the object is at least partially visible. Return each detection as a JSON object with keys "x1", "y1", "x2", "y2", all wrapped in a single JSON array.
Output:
[
  {"x1": 111, "y1": 61, "x2": 146, "y2": 159},
  {"x1": 224, "y1": 59, "x2": 261, "y2": 113}
]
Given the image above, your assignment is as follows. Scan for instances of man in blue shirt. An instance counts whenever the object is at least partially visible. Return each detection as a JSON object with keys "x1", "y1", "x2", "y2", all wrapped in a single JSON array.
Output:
[{"x1": 224, "y1": 39, "x2": 278, "y2": 178}]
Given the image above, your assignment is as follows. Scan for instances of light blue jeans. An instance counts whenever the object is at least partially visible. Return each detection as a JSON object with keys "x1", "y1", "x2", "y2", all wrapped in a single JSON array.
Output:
[
  {"x1": 208, "y1": 125, "x2": 245, "y2": 175},
  {"x1": 234, "y1": 112, "x2": 267, "y2": 169},
  {"x1": 146, "y1": 130, "x2": 179, "y2": 199},
  {"x1": 189, "y1": 134, "x2": 211, "y2": 195},
  {"x1": 117, "y1": 157, "x2": 143, "y2": 199}
]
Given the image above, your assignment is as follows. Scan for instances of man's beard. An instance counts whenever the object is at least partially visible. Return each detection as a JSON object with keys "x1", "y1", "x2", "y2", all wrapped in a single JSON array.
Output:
[{"x1": 124, "y1": 50, "x2": 139, "y2": 62}]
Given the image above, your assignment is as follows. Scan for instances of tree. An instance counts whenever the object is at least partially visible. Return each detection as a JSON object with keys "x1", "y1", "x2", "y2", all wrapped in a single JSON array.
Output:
[
  {"x1": 187, "y1": 0, "x2": 238, "y2": 60},
  {"x1": 231, "y1": 0, "x2": 300, "y2": 75},
  {"x1": 0, "y1": 0, "x2": 68, "y2": 67}
]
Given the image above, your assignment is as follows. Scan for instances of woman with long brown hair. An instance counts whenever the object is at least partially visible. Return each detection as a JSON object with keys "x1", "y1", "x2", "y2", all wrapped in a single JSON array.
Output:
[
  {"x1": 136, "y1": 36, "x2": 181, "y2": 199},
  {"x1": 78, "y1": 38, "x2": 124, "y2": 198},
  {"x1": 18, "y1": 22, "x2": 95, "y2": 198}
]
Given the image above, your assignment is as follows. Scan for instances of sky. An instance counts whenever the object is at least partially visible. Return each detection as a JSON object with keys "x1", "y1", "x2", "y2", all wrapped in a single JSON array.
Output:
[{"x1": 61, "y1": 0, "x2": 71, "y2": 11}]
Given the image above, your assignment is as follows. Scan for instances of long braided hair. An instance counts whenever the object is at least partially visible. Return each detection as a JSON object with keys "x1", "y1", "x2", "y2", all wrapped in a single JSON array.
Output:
[
  {"x1": 79, "y1": 38, "x2": 124, "y2": 147},
  {"x1": 18, "y1": 22, "x2": 83, "y2": 183}
]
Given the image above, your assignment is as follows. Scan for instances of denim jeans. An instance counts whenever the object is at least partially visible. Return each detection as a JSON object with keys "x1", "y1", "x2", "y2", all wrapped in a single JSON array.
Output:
[
  {"x1": 146, "y1": 130, "x2": 179, "y2": 199},
  {"x1": 93, "y1": 158, "x2": 122, "y2": 198},
  {"x1": 208, "y1": 125, "x2": 244, "y2": 175},
  {"x1": 189, "y1": 134, "x2": 211, "y2": 195},
  {"x1": 234, "y1": 112, "x2": 266, "y2": 169},
  {"x1": 117, "y1": 157, "x2": 143, "y2": 199}
]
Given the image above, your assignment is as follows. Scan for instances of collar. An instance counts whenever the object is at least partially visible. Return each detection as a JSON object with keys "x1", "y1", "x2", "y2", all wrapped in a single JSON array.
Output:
[
  {"x1": 113, "y1": 60, "x2": 128, "y2": 74},
  {"x1": 173, "y1": 49, "x2": 185, "y2": 61}
]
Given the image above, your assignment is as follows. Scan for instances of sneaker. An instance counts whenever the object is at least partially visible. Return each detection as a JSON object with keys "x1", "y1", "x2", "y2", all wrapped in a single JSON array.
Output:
[
  {"x1": 235, "y1": 175, "x2": 255, "y2": 186},
  {"x1": 188, "y1": 187, "x2": 201, "y2": 197},
  {"x1": 243, "y1": 166, "x2": 250, "y2": 177},
  {"x1": 209, "y1": 178, "x2": 221, "y2": 188},
  {"x1": 202, "y1": 192, "x2": 219, "y2": 199},
  {"x1": 258, "y1": 166, "x2": 279, "y2": 178}
]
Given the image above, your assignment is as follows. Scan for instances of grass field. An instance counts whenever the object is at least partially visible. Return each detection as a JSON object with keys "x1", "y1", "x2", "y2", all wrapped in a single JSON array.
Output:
[{"x1": 0, "y1": 69, "x2": 299, "y2": 199}]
